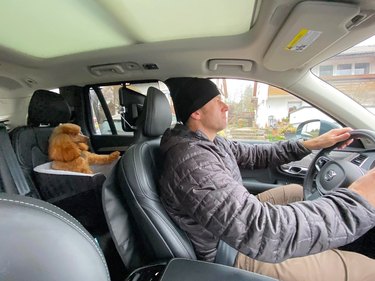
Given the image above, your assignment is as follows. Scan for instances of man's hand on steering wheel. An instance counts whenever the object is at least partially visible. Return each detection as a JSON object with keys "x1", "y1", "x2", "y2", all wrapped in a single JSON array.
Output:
[
  {"x1": 302, "y1": 127, "x2": 353, "y2": 151},
  {"x1": 303, "y1": 129, "x2": 375, "y2": 206}
]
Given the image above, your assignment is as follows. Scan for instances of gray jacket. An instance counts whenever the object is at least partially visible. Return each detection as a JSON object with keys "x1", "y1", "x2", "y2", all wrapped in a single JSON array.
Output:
[{"x1": 159, "y1": 124, "x2": 375, "y2": 263}]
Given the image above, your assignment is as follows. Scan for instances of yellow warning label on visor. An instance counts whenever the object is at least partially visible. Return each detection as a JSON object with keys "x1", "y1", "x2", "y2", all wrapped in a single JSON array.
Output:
[{"x1": 285, "y1": 28, "x2": 322, "y2": 52}]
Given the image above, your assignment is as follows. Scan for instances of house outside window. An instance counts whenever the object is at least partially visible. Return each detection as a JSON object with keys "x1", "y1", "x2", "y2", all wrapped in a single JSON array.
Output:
[
  {"x1": 312, "y1": 35, "x2": 375, "y2": 116},
  {"x1": 288, "y1": 101, "x2": 302, "y2": 113},
  {"x1": 319, "y1": 65, "x2": 333, "y2": 76},
  {"x1": 354, "y1": 63, "x2": 370, "y2": 75},
  {"x1": 336, "y1": 64, "x2": 352, "y2": 75}
]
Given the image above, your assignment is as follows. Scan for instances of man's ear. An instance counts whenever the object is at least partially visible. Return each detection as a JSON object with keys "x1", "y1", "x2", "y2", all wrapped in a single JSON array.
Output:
[{"x1": 190, "y1": 110, "x2": 201, "y2": 121}]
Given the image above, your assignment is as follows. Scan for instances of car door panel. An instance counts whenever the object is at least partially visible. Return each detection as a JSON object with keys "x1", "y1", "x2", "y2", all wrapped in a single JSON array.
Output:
[
  {"x1": 238, "y1": 140, "x2": 317, "y2": 195},
  {"x1": 241, "y1": 166, "x2": 305, "y2": 195}
]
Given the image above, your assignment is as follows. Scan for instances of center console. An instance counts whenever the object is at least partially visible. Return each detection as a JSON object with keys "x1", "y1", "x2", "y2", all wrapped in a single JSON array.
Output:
[{"x1": 126, "y1": 258, "x2": 278, "y2": 281}]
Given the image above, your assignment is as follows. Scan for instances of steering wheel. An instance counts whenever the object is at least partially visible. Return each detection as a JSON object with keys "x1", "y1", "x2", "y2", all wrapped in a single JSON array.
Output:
[{"x1": 303, "y1": 129, "x2": 375, "y2": 200}]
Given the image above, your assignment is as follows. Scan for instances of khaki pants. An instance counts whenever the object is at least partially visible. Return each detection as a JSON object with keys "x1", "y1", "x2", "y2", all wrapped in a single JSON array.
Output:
[{"x1": 234, "y1": 185, "x2": 375, "y2": 281}]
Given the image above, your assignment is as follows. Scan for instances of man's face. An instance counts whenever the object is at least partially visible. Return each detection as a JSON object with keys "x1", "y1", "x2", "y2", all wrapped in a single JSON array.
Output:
[{"x1": 198, "y1": 95, "x2": 228, "y2": 133}]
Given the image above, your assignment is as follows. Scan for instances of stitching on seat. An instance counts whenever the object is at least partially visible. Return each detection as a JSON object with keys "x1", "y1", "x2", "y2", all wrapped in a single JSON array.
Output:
[{"x1": 0, "y1": 197, "x2": 110, "y2": 281}]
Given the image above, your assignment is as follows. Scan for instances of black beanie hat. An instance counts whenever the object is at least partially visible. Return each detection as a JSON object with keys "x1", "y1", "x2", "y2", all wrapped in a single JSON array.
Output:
[{"x1": 165, "y1": 77, "x2": 221, "y2": 124}]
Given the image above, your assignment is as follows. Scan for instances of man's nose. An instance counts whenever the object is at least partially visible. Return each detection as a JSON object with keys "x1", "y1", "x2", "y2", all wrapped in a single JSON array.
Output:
[{"x1": 221, "y1": 101, "x2": 229, "y2": 111}]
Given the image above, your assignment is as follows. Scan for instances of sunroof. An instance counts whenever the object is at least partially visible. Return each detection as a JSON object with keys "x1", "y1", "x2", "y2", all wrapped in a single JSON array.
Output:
[{"x1": 0, "y1": 0, "x2": 258, "y2": 59}]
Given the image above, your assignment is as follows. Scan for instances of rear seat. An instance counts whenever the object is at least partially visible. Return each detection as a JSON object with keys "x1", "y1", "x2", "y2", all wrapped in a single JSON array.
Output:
[
  {"x1": 8, "y1": 89, "x2": 128, "y2": 278},
  {"x1": 10, "y1": 90, "x2": 71, "y2": 198},
  {"x1": 10, "y1": 90, "x2": 106, "y2": 232}
]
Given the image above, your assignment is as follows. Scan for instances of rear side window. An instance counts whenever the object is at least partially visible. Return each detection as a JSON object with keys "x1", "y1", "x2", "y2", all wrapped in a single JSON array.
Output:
[
  {"x1": 88, "y1": 81, "x2": 175, "y2": 136},
  {"x1": 89, "y1": 84, "x2": 128, "y2": 135}
]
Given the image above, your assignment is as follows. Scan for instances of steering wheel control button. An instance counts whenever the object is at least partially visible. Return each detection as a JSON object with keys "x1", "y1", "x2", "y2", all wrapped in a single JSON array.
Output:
[{"x1": 315, "y1": 156, "x2": 330, "y2": 172}]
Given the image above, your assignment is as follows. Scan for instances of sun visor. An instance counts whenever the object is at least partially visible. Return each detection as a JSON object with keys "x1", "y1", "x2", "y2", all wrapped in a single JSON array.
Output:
[{"x1": 263, "y1": 1, "x2": 360, "y2": 71}]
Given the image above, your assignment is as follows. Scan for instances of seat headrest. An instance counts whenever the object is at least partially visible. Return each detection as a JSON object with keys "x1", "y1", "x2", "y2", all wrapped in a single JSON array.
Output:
[
  {"x1": 0, "y1": 193, "x2": 110, "y2": 281},
  {"x1": 136, "y1": 87, "x2": 172, "y2": 140},
  {"x1": 28, "y1": 90, "x2": 71, "y2": 127}
]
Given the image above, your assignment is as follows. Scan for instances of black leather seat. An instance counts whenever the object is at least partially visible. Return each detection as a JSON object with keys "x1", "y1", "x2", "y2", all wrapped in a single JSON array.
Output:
[
  {"x1": 0, "y1": 192, "x2": 110, "y2": 281},
  {"x1": 9, "y1": 90, "x2": 128, "y2": 281},
  {"x1": 10, "y1": 90, "x2": 72, "y2": 198},
  {"x1": 0, "y1": 191, "x2": 275, "y2": 281},
  {"x1": 10, "y1": 89, "x2": 109, "y2": 236},
  {"x1": 103, "y1": 87, "x2": 195, "y2": 270}
]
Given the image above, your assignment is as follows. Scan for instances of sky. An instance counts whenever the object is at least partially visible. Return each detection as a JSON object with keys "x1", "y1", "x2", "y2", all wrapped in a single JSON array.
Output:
[{"x1": 358, "y1": 34, "x2": 375, "y2": 46}]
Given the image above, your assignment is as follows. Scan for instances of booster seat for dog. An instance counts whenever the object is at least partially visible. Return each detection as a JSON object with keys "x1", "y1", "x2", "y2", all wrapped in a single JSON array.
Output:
[{"x1": 11, "y1": 90, "x2": 111, "y2": 232}]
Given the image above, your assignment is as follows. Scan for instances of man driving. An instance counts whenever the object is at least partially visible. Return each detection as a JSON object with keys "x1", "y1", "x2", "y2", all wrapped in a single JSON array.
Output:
[{"x1": 160, "y1": 77, "x2": 375, "y2": 281}]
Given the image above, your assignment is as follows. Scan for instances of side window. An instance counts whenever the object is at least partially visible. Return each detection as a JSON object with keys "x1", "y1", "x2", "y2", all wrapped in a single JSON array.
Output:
[
  {"x1": 88, "y1": 84, "x2": 127, "y2": 135},
  {"x1": 88, "y1": 81, "x2": 175, "y2": 136},
  {"x1": 211, "y1": 79, "x2": 338, "y2": 142}
]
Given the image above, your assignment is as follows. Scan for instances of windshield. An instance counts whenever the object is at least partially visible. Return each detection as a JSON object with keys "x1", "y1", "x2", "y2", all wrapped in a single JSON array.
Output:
[{"x1": 312, "y1": 35, "x2": 375, "y2": 115}]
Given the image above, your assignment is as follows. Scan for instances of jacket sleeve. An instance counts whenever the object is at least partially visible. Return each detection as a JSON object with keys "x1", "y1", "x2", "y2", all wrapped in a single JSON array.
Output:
[
  {"x1": 178, "y1": 149, "x2": 375, "y2": 263},
  {"x1": 225, "y1": 138, "x2": 311, "y2": 169}
]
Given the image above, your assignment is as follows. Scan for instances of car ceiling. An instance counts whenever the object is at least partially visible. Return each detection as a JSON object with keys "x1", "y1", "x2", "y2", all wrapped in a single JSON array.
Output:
[{"x1": 1, "y1": 0, "x2": 375, "y2": 97}]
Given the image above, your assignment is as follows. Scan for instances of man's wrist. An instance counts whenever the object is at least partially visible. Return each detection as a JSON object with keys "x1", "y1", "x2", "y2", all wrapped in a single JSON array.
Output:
[{"x1": 301, "y1": 139, "x2": 317, "y2": 150}]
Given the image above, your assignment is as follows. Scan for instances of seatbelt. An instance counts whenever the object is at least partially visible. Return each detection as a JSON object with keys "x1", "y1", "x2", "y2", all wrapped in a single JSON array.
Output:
[{"x1": 0, "y1": 123, "x2": 31, "y2": 195}]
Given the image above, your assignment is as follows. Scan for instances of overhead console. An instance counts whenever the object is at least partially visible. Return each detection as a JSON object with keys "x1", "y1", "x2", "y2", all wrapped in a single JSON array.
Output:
[{"x1": 263, "y1": 1, "x2": 363, "y2": 71}]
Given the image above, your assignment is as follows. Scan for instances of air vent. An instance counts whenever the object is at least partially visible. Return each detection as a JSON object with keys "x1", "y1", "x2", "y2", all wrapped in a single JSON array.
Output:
[{"x1": 351, "y1": 154, "x2": 367, "y2": 166}]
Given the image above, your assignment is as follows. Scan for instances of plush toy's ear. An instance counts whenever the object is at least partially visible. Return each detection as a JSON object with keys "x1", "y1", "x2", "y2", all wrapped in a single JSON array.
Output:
[
  {"x1": 49, "y1": 134, "x2": 81, "y2": 162},
  {"x1": 57, "y1": 123, "x2": 81, "y2": 135}
]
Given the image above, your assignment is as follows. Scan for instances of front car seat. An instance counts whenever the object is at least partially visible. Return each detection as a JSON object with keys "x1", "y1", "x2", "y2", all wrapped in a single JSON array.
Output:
[
  {"x1": 122, "y1": 87, "x2": 197, "y2": 259},
  {"x1": 0, "y1": 192, "x2": 110, "y2": 281},
  {"x1": 104, "y1": 87, "x2": 196, "y2": 264},
  {"x1": 103, "y1": 87, "x2": 196, "y2": 271}
]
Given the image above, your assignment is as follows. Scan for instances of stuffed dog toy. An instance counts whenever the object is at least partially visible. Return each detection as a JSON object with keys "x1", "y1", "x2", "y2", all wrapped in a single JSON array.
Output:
[{"x1": 48, "y1": 123, "x2": 120, "y2": 174}]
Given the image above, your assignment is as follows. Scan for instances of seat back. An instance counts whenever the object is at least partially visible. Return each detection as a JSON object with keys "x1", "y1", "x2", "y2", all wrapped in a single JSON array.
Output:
[
  {"x1": 0, "y1": 193, "x2": 110, "y2": 281},
  {"x1": 103, "y1": 87, "x2": 196, "y2": 271},
  {"x1": 102, "y1": 162, "x2": 152, "y2": 271},
  {"x1": 119, "y1": 138, "x2": 197, "y2": 260},
  {"x1": 10, "y1": 90, "x2": 72, "y2": 197},
  {"x1": 11, "y1": 90, "x2": 116, "y2": 233}
]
